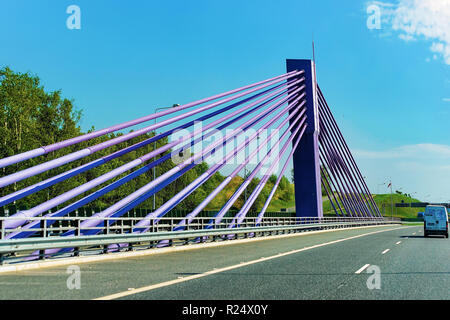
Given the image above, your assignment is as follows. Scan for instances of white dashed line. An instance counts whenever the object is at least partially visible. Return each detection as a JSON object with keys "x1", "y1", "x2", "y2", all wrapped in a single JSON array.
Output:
[
  {"x1": 355, "y1": 264, "x2": 371, "y2": 274},
  {"x1": 396, "y1": 241, "x2": 401, "y2": 245},
  {"x1": 382, "y1": 249, "x2": 390, "y2": 254},
  {"x1": 94, "y1": 227, "x2": 407, "y2": 300}
]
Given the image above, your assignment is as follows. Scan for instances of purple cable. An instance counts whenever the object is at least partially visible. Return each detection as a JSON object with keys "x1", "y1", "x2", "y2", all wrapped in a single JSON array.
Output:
[
  {"x1": 178, "y1": 103, "x2": 306, "y2": 229},
  {"x1": 43, "y1": 89, "x2": 306, "y2": 256},
  {"x1": 0, "y1": 71, "x2": 304, "y2": 188},
  {"x1": 213, "y1": 108, "x2": 307, "y2": 227},
  {"x1": 124, "y1": 93, "x2": 306, "y2": 232},
  {"x1": 138, "y1": 95, "x2": 307, "y2": 232},
  {"x1": 320, "y1": 166, "x2": 345, "y2": 216},
  {"x1": 317, "y1": 89, "x2": 380, "y2": 216},
  {"x1": 53, "y1": 84, "x2": 305, "y2": 239},
  {"x1": 0, "y1": 70, "x2": 302, "y2": 169},
  {"x1": 319, "y1": 116, "x2": 370, "y2": 217},
  {"x1": 231, "y1": 120, "x2": 308, "y2": 228},
  {"x1": 3, "y1": 80, "x2": 304, "y2": 230},
  {"x1": 319, "y1": 142, "x2": 358, "y2": 217},
  {"x1": 256, "y1": 124, "x2": 308, "y2": 224},
  {"x1": 320, "y1": 163, "x2": 348, "y2": 217},
  {"x1": 0, "y1": 81, "x2": 290, "y2": 207},
  {"x1": 319, "y1": 153, "x2": 354, "y2": 217}
]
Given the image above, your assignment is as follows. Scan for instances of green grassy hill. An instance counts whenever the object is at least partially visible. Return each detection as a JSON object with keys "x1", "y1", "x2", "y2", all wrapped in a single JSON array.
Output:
[
  {"x1": 229, "y1": 188, "x2": 425, "y2": 219},
  {"x1": 322, "y1": 193, "x2": 423, "y2": 219},
  {"x1": 372, "y1": 194, "x2": 423, "y2": 219}
]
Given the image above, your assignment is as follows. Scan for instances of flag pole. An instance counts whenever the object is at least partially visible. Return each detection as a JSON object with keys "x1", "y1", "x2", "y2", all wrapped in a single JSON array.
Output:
[{"x1": 390, "y1": 180, "x2": 393, "y2": 220}]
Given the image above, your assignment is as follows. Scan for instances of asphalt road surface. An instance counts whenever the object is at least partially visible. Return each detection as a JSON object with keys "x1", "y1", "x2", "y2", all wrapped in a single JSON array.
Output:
[{"x1": 0, "y1": 224, "x2": 448, "y2": 300}]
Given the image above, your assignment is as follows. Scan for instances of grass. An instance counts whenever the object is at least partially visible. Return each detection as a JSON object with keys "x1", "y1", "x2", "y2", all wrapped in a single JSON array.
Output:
[
  {"x1": 322, "y1": 193, "x2": 424, "y2": 219},
  {"x1": 400, "y1": 222, "x2": 424, "y2": 226},
  {"x1": 266, "y1": 198, "x2": 296, "y2": 212},
  {"x1": 259, "y1": 191, "x2": 425, "y2": 220},
  {"x1": 373, "y1": 194, "x2": 423, "y2": 219}
]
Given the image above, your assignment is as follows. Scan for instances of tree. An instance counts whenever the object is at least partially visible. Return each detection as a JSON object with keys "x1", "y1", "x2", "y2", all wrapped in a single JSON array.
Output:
[{"x1": 0, "y1": 67, "x2": 83, "y2": 207}]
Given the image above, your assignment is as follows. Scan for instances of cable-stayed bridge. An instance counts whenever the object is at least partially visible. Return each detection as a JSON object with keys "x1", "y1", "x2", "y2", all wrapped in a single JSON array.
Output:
[
  {"x1": 2, "y1": 59, "x2": 447, "y2": 302},
  {"x1": 0, "y1": 59, "x2": 393, "y2": 267}
]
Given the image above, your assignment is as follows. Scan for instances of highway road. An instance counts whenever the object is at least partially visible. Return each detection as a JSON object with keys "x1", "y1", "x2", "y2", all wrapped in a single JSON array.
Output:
[{"x1": 0, "y1": 224, "x2": 448, "y2": 300}]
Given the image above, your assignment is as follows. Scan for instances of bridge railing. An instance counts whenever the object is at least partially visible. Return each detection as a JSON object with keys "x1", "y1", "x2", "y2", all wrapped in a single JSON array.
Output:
[
  {"x1": 0, "y1": 216, "x2": 398, "y2": 265},
  {"x1": 0, "y1": 215, "x2": 386, "y2": 239}
]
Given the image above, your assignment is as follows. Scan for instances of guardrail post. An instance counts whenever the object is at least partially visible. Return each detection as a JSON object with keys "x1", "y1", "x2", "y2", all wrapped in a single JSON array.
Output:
[
  {"x1": 0, "y1": 219, "x2": 4, "y2": 240},
  {"x1": 74, "y1": 218, "x2": 81, "y2": 257},
  {"x1": 40, "y1": 218, "x2": 47, "y2": 238},
  {"x1": 106, "y1": 218, "x2": 110, "y2": 235},
  {"x1": 127, "y1": 219, "x2": 134, "y2": 252},
  {"x1": 0, "y1": 220, "x2": 3, "y2": 265},
  {"x1": 103, "y1": 220, "x2": 109, "y2": 254},
  {"x1": 39, "y1": 219, "x2": 46, "y2": 260}
]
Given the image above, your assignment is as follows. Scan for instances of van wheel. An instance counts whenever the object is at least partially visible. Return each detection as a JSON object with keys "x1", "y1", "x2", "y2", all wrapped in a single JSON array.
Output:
[
  {"x1": 446, "y1": 232, "x2": 448, "y2": 239},
  {"x1": 424, "y1": 232, "x2": 428, "y2": 238}
]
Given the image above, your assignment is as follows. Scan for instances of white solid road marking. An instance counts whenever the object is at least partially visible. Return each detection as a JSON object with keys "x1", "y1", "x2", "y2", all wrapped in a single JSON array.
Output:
[
  {"x1": 382, "y1": 249, "x2": 390, "y2": 254},
  {"x1": 94, "y1": 226, "x2": 408, "y2": 300},
  {"x1": 396, "y1": 241, "x2": 401, "y2": 245},
  {"x1": 355, "y1": 264, "x2": 371, "y2": 274}
]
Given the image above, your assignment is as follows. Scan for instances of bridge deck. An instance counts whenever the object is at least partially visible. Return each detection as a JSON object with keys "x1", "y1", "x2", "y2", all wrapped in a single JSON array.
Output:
[{"x1": 0, "y1": 225, "x2": 447, "y2": 300}]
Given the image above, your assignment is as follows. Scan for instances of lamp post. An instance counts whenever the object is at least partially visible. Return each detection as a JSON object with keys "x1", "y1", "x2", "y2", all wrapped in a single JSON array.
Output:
[
  {"x1": 244, "y1": 147, "x2": 248, "y2": 203},
  {"x1": 388, "y1": 180, "x2": 393, "y2": 220},
  {"x1": 152, "y1": 104, "x2": 180, "y2": 211}
]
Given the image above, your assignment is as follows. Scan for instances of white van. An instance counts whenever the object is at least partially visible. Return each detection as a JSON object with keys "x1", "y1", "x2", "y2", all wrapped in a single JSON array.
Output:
[{"x1": 424, "y1": 205, "x2": 449, "y2": 238}]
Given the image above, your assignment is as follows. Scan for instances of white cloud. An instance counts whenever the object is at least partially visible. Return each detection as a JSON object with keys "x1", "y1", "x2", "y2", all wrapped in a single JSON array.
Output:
[
  {"x1": 398, "y1": 33, "x2": 415, "y2": 41},
  {"x1": 443, "y1": 98, "x2": 450, "y2": 102},
  {"x1": 369, "y1": 0, "x2": 450, "y2": 65}
]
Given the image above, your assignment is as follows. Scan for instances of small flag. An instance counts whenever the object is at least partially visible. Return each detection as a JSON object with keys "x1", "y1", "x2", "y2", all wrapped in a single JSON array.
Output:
[{"x1": 387, "y1": 182, "x2": 392, "y2": 188}]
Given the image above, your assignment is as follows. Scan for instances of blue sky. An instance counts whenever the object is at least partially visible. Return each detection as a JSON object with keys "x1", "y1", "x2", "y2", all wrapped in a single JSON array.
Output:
[{"x1": 0, "y1": 0, "x2": 449, "y2": 203}]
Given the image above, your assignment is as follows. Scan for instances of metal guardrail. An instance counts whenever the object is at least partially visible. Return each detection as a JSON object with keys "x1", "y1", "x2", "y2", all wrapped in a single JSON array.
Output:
[{"x1": 0, "y1": 216, "x2": 399, "y2": 265}]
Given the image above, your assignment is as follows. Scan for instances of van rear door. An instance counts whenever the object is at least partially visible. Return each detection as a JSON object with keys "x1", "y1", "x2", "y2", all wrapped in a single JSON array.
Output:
[
  {"x1": 424, "y1": 211, "x2": 436, "y2": 230},
  {"x1": 425, "y1": 206, "x2": 447, "y2": 231}
]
